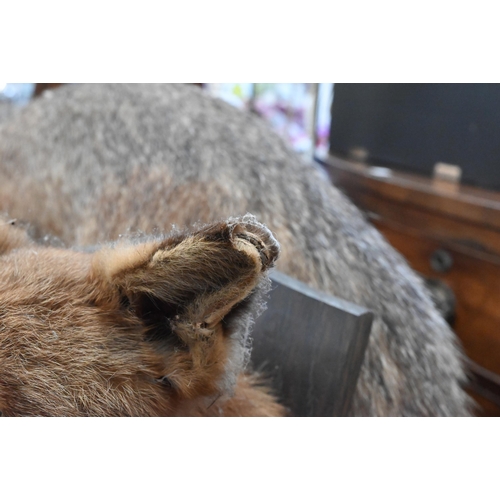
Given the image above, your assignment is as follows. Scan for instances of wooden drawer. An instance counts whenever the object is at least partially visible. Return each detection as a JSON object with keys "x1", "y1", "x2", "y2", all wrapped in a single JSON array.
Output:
[
  {"x1": 318, "y1": 153, "x2": 500, "y2": 415},
  {"x1": 372, "y1": 219, "x2": 500, "y2": 376}
]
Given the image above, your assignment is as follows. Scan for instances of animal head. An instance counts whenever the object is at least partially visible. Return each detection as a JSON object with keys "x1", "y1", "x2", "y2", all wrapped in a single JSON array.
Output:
[{"x1": 0, "y1": 214, "x2": 279, "y2": 416}]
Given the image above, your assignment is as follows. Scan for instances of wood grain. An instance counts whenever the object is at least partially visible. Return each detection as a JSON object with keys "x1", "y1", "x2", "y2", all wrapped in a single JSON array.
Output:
[
  {"x1": 317, "y1": 152, "x2": 500, "y2": 415},
  {"x1": 251, "y1": 271, "x2": 373, "y2": 417},
  {"x1": 372, "y1": 220, "x2": 500, "y2": 375},
  {"x1": 319, "y1": 153, "x2": 500, "y2": 232}
]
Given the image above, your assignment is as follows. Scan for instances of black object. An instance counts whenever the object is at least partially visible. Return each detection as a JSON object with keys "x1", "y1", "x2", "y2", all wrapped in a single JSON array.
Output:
[
  {"x1": 251, "y1": 271, "x2": 373, "y2": 417},
  {"x1": 329, "y1": 84, "x2": 500, "y2": 191},
  {"x1": 430, "y1": 248, "x2": 454, "y2": 273}
]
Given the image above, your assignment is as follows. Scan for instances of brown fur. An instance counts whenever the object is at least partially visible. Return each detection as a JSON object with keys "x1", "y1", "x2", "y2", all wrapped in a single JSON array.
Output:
[
  {"x1": 0, "y1": 83, "x2": 472, "y2": 416},
  {"x1": 0, "y1": 214, "x2": 285, "y2": 416}
]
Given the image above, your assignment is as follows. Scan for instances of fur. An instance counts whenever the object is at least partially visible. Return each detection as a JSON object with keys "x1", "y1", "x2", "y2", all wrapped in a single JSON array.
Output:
[
  {"x1": 0, "y1": 83, "x2": 472, "y2": 416},
  {"x1": 0, "y1": 213, "x2": 283, "y2": 416}
]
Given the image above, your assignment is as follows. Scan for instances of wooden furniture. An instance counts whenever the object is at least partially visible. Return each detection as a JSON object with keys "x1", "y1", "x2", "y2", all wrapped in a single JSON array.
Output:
[
  {"x1": 317, "y1": 152, "x2": 500, "y2": 416},
  {"x1": 251, "y1": 271, "x2": 373, "y2": 417},
  {"x1": 34, "y1": 84, "x2": 63, "y2": 97}
]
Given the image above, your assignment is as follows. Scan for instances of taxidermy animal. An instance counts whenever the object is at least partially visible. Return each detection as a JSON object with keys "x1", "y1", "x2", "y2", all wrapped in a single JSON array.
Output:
[{"x1": 0, "y1": 84, "x2": 471, "y2": 416}]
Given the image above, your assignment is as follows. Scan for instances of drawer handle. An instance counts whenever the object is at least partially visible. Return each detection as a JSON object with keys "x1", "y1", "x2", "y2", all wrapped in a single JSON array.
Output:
[{"x1": 430, "y1": 249, "x2": 453, "y2": 273}]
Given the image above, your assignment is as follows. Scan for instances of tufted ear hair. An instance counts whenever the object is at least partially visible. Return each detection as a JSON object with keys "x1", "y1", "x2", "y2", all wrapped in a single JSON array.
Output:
[
  {"x1": 88, "y1": 215, "x2": 279, "y2": 398},
  {"x1": 91, "y1": 215, "x2": 279, "y2": 396},
  {"x1": 90, "y1": 215, "x2": 280, "y2": 346}
]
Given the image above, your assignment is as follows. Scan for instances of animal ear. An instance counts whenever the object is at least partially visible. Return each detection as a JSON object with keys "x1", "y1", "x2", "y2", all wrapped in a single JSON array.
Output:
[{"x1": 90, "y1": 215, "x2": 280, "y2": 339}]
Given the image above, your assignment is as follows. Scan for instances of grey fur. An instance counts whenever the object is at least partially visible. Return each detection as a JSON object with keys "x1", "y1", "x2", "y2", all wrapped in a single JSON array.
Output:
[
  {"x1": 0, "y1": 100, "x2": 18, "y2": 125},
  {"x1": 0, "y1": 83, "x2": 472, "y2": 416}
]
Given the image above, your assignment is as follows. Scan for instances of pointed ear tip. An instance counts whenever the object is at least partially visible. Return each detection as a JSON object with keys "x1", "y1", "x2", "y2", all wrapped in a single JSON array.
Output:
[{"x1": 227, "y1": 216, "x2": 281, "y2": 270}]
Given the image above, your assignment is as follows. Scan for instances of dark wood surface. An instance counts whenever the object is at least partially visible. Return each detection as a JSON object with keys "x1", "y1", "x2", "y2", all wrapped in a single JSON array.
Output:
[
  {"x1": 370, "y1": 220, "x2": 500, "y2": 375},
  {"x1": 34, "y1": 84, "x2": 63, "y2": 97},
  {"x1": 251, "y1": 271, "x2": 373, "y2": 417},
  {"x1": 317, "y1": 152, "x2": 500, "y2": 416},
  {"x1": 318, "y1": 153, "x2": 500, "y2": 231}
]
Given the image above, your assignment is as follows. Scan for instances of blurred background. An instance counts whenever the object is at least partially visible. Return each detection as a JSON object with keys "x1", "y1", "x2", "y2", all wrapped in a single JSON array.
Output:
[{"x1": 2, "y1": 83, "x2": 500, "y2": 416}]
